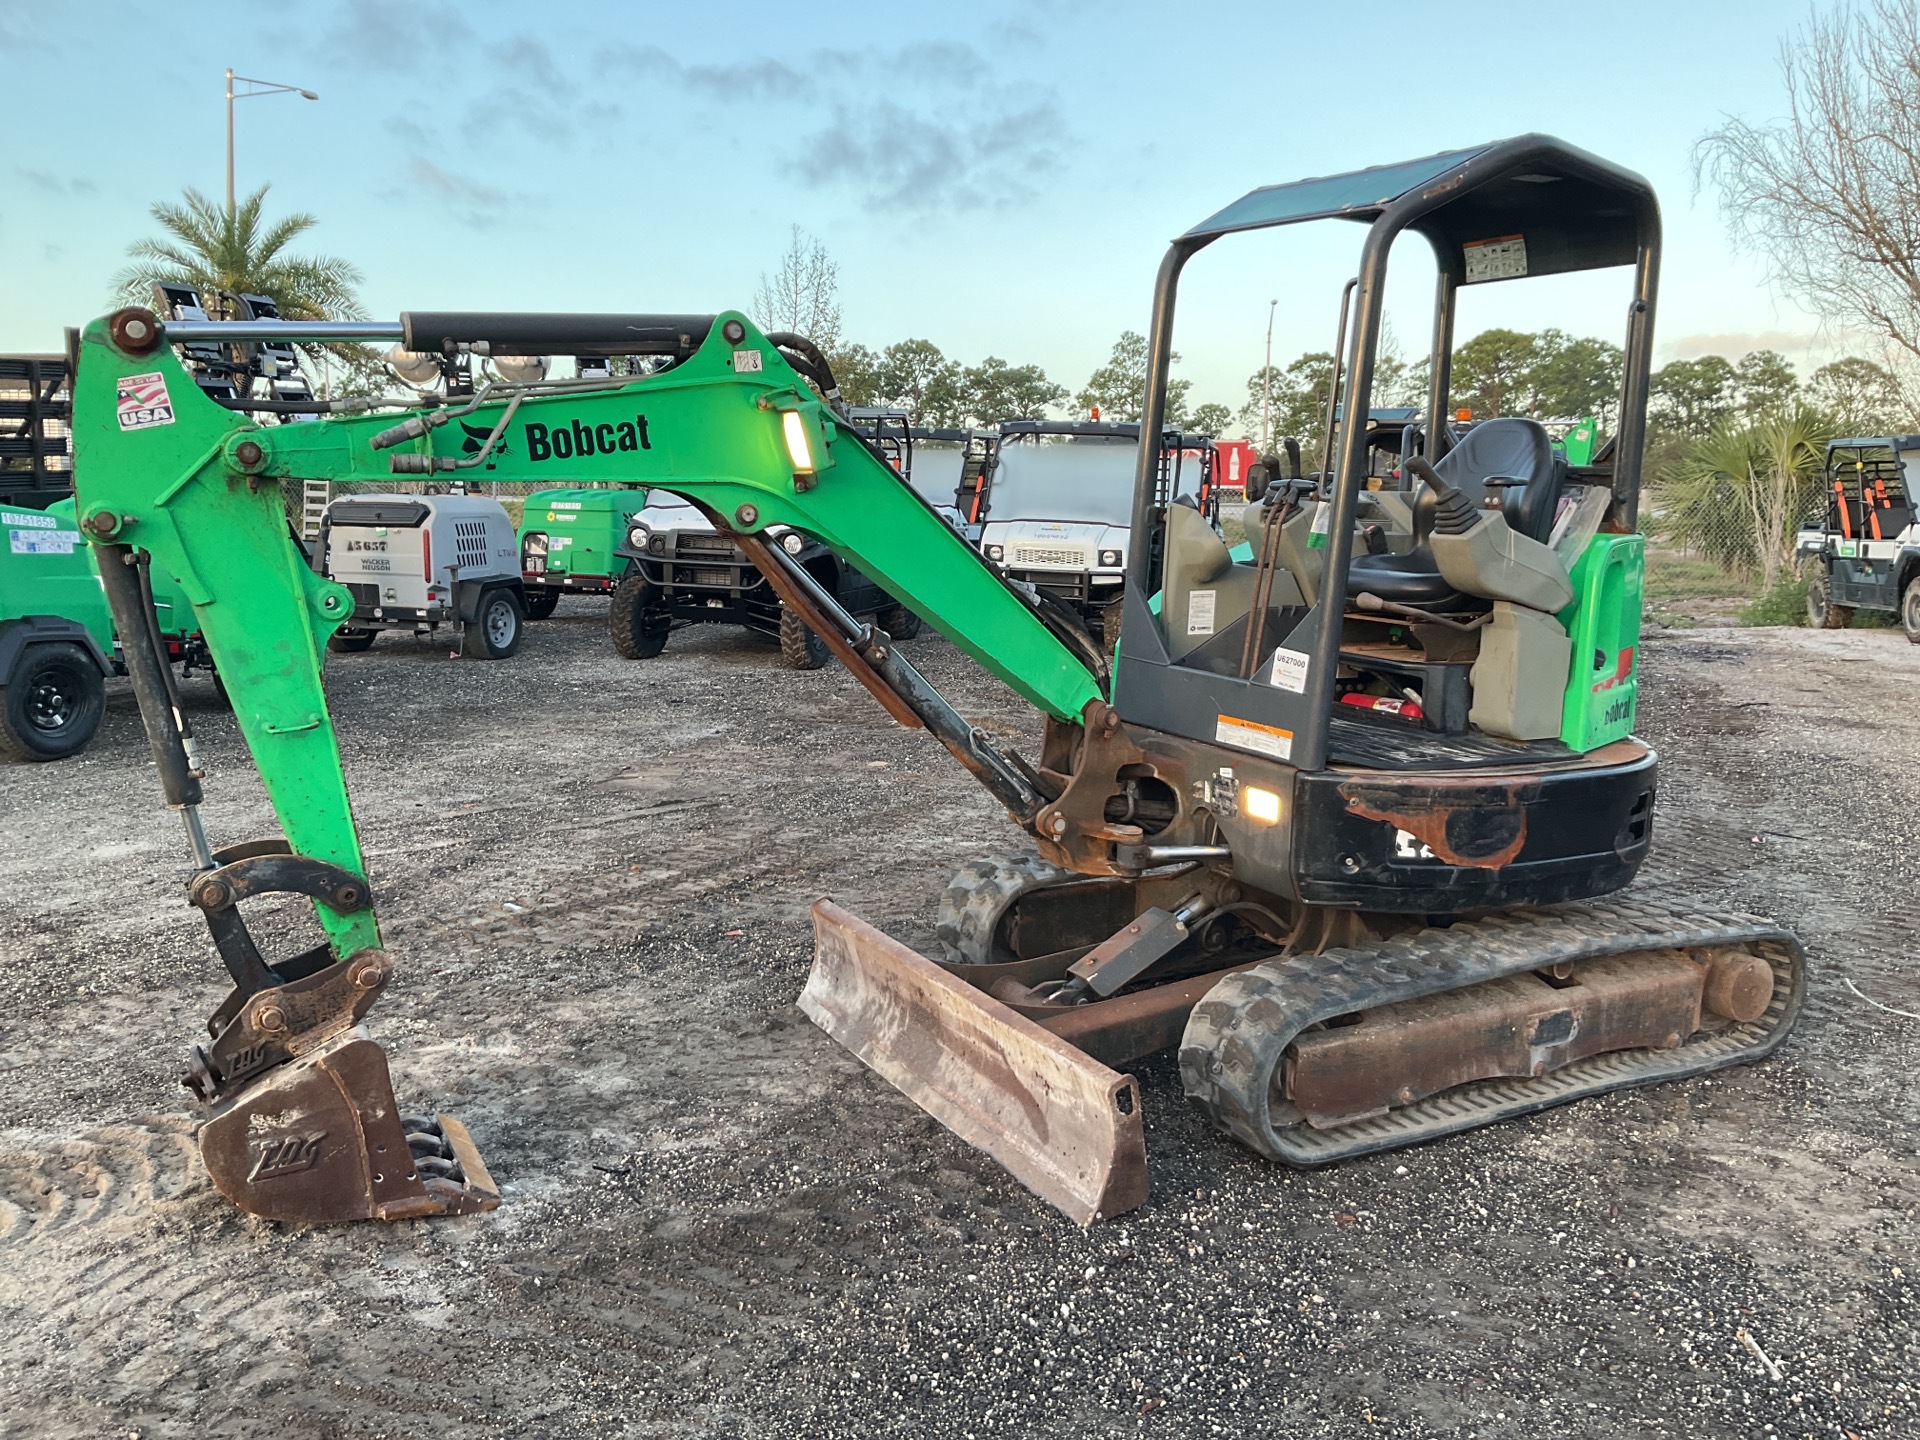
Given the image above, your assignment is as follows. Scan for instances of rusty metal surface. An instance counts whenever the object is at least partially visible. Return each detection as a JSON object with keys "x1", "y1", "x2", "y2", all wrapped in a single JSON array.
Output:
[
  {"x1": 190, "y1": 952, "x2": 391, "y2": 1100},
  {"x1": 1337, "y1": 772, "x2": 1544, "y2": 869},
  {"x1": 197, "y1": 1028, "x2": 501, "y2": 1224},
  {"x1": 731, "y1": 529, "x2": 924, "y2": 730},
  {"x1": 801, "y1": 900, "x2": 1148, "y2": 1226},
  {"x1": 1285, "y1": 950, "x2": 1706, "y2": 1127},
  {"x1": 1699, "y1": 947, "x2": 1774, "y2": 1023}
]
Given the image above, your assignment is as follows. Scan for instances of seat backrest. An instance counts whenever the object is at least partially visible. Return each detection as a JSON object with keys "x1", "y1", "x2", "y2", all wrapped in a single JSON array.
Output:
[{"x1": 1431, "y1": 417, "x2": 1561, "y2": 542}]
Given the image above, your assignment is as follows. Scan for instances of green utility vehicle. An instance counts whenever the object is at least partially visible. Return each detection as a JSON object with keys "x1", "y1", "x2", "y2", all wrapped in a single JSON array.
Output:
[
  {"x1": 1795, "y1": 435, "x2": 1920, "y2": 637},
  {"x1": 1, "y1": 496, "x2": 206, "y2": 759},
  {"x1": 515, "y1": 485, "x2": 651, "y2": 618}
]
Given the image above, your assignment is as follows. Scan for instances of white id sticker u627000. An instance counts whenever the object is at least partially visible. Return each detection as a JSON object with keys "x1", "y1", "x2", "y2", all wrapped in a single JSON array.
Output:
[{"x1": 1268, "y1": 648, "x2": 1310, "y2": 693}]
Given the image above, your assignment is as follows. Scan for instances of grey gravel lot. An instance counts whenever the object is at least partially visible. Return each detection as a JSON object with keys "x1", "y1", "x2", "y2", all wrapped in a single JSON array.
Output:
[{"x1": 0, "y1": 605, "x2": 1914, "y2": 1440}]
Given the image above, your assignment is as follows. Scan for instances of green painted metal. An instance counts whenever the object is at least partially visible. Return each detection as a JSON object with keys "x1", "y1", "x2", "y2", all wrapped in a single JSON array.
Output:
[
  {"x1": 1, "y1": 496, "x2": 202, "y2": 652},
  {"x1": 71, "y1": 310, "x2": 1100, "y2": 963},
  {"x1": 73, "y1": 319, "x2": 376, "y2": 958},
  {"x1": 1557, "y1": 532, "x2": 1644, "y2": 751},
  {"x1": 1, "y1": 497, "x2": 113, "y2": 650},
  {"x1": 516, "y1": 485, "x2": 650, "y2": 583}
]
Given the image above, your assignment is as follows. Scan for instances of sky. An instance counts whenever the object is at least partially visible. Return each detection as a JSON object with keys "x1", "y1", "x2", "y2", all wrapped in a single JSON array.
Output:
[{"x1": 0, "y1": 0, "x2": 1866, "y2": 420}]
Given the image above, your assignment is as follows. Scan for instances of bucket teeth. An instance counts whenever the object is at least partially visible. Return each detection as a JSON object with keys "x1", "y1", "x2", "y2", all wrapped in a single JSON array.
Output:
[{"x1": 196, "y1": 1026, "x2": 498, "y2": 1223}]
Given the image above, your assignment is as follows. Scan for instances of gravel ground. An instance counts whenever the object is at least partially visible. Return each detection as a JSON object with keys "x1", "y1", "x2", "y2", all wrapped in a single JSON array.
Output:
[{"x1": 0, "y1": 605, "x2": 1914, "y2": 1440}]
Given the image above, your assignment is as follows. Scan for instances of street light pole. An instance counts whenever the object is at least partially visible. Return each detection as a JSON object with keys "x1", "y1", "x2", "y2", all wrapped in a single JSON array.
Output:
[
  {"x1": 1261, "y1": 298, "x2": 1278, "y2": 451},
  {"x1": 226, "y1": 68, "x2": 320, "y2": 217}
]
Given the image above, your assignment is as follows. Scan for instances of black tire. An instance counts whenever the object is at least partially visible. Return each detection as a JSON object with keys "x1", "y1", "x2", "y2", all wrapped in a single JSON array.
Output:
[
  {"x1": 0, "y1": 642, "x2": 105, "y2": 762},
  {"x1": 328, "y1": 627, "x2": 377, "y2": 653},
  {"x1": 1095, "y1": 601, "x2": 1123, "y2": 653},
  {"x1": 522, "y1": 587, "x2": 561, "y2": 621},
  {"x1": 878, "y1": 604, "x2": 922, "y2": 640},
  {"x1": 779, "y1": 603, "x2": 831, "y2": 670},
  {"x1": 209, "y1": 670, "x2": 232, "y2": 708},
  {"x1": 1806, "y1": 568, "x2": 1852, "y2": 629},
  {"x1": 1902, "y1": 577, "x2": 1920, "y2": 645},
  {"x1": 609, "y1": 572, "x2": 669, "y2": 659},
  {"x1": 461, "y1": 588, "x2": 524, "y2": 660}
]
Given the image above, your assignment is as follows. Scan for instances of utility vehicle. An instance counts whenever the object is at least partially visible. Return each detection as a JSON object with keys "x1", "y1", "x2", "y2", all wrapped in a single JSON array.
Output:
[
  {"x1": 973, "y1": 419, "x2": 1216, "y2": 645},
  {"x1": 607, "y1": 489, "x2": 918, "y2": 668},
  {"x1": 1795, "y1": 434, "x2": 1920, "y2": 638}
]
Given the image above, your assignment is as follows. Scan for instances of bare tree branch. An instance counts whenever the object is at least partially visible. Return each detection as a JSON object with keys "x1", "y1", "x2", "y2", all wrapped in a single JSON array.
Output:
[{"x1": 1697, "y1": 1, "x2": 1920, "y2": 364}]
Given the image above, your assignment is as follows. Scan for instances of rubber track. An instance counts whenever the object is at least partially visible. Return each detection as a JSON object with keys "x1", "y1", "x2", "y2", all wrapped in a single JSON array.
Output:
[
  {"x1": 933, "y1": 851, "x2": 1073, "y2": 964},
  {"x1": 1180, "y1": 896, "x2": 1806, "y2": 1165}
]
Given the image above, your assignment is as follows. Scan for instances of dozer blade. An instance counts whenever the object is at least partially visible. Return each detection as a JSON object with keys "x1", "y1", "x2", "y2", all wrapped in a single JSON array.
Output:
[
  {"x1": 197, "y1": 1027, "x2": 499, "y2": 1224},
  {"x1": 801, "y1": 900, "x2": 1147, "y2": 1226}
]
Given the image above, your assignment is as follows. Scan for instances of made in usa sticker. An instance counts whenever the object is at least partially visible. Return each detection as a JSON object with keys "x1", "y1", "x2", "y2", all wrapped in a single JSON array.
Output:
[{"x1": 116, "y1": 371, "x2": 175, "y2": 430}]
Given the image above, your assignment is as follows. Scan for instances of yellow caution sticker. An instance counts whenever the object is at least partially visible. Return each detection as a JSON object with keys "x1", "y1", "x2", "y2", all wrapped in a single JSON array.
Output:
[{"x1": 1215, "y1": 714, "x2": 1293, "y2": 760}]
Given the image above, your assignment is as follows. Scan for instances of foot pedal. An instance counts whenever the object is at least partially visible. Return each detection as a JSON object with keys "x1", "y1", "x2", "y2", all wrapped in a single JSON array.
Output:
[{"x1": 197, "y1": 1027, "x2": 499, "y2": 1223}]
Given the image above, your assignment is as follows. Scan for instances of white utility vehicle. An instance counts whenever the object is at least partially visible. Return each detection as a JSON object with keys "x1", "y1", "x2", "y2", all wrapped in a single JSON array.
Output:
[{"x1": 974, "y1": 419, "x2": 1216, "y2": 644}]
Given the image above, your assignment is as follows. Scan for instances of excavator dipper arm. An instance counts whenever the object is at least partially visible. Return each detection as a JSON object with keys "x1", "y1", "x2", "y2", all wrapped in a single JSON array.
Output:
[{"x1": 71, "y1": 307, "x2": 1111, "y2": 1224}]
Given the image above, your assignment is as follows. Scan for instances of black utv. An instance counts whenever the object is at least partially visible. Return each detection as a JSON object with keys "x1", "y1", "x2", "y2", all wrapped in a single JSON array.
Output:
[{"x1": 607, "y1": 493, "x2": 920, "y2": 668}]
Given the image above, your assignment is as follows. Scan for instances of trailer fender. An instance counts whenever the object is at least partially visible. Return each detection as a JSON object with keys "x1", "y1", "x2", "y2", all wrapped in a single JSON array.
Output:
[{"x1": 0, "y1": 616, "x2": 112, "y2": 684}]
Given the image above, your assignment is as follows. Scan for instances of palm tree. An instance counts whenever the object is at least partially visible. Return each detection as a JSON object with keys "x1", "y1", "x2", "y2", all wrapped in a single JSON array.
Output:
[
  {"x1": 113, "y1": 184, "x2": 363, "y2": 323},
  {"x1": 1657, "y1": 406, "x2": 1830, "y2": 591}
]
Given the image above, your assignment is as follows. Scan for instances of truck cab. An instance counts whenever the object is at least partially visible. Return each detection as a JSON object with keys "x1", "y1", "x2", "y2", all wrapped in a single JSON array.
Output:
[
  {"x1": 974, "y1": 419, "x2": 1216, "y2": 644},
  {"x1": 847, "y1": 408, "x2": 996, "y2": 537}
]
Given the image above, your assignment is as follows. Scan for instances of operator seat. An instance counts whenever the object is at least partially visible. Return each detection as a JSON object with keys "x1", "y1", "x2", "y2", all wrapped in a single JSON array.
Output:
[{"x1": 1345, "y1": 417, "x2": 1559, "y2": 607}]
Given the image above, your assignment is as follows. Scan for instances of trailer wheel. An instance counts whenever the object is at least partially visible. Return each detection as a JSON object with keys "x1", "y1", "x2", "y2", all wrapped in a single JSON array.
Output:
[
  {"x1": 609, "y1": 572, "x2": 669, "y2": 658},
  {"x1": 779, "y1": 603, "x2": 831, "y2": 670},
  {"x1": 0, "y1": 642, "x2": 105, "y2": 762},
  {"x1": 328, "y1": 627, "x2": 377, "y2": 654},
  {"x1": 462, "y1": 588, "x2": 524, "y2": 660},
  {"x1": 878, "y1": 604, "x2": 922, "y2": 640},
  {"x1": 1903, "y1": 577, "x2": 1920, "y2": 644},
  {"x1": 1806, "y1": 569, "x2": 1852, "y2": 629},
  {"x1": 523, "y1": 588, "x2": 561, "y2": 620}
]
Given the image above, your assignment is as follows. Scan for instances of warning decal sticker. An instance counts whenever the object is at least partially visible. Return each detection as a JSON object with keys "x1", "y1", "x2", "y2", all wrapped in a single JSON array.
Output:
[
  {"x1": 1463, "y1": 234, "x2": 1528, "y2": 283},
  {"x1": 116, "y1": 371, "x2": 176, "y2": 430},
  {"x1": 732, "y1": 350, "x2": 764, "y2": 373},
  {"x1": 1187, "y1": 588, "x2": 1217, "y2": 636},
  {"x1": 10, "y1": 528, "x2": 79, "y2": 555},
  {"x1": 1215, "y1": 714, "x2": 1293, "y2": 761}
]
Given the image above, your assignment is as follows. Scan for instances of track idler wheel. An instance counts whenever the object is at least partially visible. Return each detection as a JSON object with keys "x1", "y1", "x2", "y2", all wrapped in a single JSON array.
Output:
[{"x1": 196, "y1": 1026, "x2": 498, "y2": 1223}]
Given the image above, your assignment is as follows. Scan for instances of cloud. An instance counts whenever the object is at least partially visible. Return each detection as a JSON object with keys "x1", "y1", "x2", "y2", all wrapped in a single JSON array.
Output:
[
  {"x1": 1660, "y1": 328, "x2": 1873, "y2": 365},
  {"x1": 16, "y1": 169, "x2": 95, "y2": 197},
  {"x1": 594, "y1": 40, "x2": 1069, "y2": 213},
  {"x1": 392, "y1": 157, "x2": 520, "y2": 228},
  {"x1": 799, "y1": 101, "x2": 1066, "y2": 211},
  {"x1": 303, "y1": 0, "x2": 475, "y2": 71}
]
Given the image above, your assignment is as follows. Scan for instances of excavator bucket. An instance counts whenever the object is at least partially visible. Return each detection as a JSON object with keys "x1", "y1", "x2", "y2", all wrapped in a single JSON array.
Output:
[
  {"x1": 801, "y1": 900, "x2": 1147, "y2": 1226},
  {"x1": 196, "y1": 1028, "x2": 499, "y2": 1224}
]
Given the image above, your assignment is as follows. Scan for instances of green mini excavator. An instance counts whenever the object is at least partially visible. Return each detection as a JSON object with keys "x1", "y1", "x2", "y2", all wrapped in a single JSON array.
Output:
[{"x1": 71, "y1": 136, "x2": 1803, "y2": 1226}]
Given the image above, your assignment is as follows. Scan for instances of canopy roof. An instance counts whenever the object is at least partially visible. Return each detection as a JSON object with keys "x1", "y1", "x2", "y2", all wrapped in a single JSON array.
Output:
[{"x1": 1180, "y1": 134, "x2": 1656, "y2": 282}]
